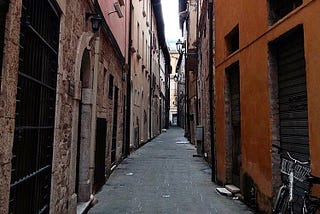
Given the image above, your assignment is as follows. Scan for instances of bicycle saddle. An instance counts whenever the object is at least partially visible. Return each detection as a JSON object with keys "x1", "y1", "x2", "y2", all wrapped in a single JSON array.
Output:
[{"x1": 306, "y1": 174, "x2": 320, "y2": 184}]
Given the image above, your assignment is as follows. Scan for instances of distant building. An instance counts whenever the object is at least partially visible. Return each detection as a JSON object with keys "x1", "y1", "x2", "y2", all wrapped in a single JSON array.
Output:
[
  {"x1": 129, "y1": 0, "x2": 170, "y2": 149},
  {"x1": 169, "y1": 51, "x2": 180, "y2": 126}
]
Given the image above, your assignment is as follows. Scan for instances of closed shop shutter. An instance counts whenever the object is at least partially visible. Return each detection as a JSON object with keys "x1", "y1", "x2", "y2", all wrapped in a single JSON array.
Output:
[{"x1": 276, "y1": 26, "x2": 309, "y2": 212}]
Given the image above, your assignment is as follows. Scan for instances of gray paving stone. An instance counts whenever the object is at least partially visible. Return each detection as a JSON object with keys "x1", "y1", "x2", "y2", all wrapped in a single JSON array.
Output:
[{"x1": 88, "y1": 127, "x2": 253, "y2": 214}]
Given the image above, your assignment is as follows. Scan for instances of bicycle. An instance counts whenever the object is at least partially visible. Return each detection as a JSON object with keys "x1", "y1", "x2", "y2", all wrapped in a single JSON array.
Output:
[
  {"x1": 301, "y1": 174, "x2": 320, "y2": 214},
  {"x1": 273, "y1": 145, "x2": 311, "y2": 214}
]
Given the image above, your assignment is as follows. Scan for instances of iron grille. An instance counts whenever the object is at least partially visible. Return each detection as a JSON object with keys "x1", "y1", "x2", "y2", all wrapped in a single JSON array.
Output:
[{"x1": 9, "y1": 0, "x2": 60, "y2": 213}]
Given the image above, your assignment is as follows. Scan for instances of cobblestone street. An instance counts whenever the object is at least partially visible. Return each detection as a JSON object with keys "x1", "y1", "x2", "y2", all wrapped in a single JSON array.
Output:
[{"x1": 89, "y1": 128, "x2": 252, "y2": 214}]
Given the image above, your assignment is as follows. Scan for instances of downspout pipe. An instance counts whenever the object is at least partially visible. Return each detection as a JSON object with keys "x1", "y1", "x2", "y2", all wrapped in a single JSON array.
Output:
[
  {"x1": 158, "y1": 49, "x2": 161, "y2": 133},
  {"x1": 208, "y1": 0, "x2": 216, "y2": 182},
  {"x1": 149, "y1": 8, "x2": 153, "y2": 139},
  {"x1": 195, "y1": 0, "x2": 199, "y2": 126},
  {"x1": 125, "y1": 0, "x2": 132, "y2": 157}
]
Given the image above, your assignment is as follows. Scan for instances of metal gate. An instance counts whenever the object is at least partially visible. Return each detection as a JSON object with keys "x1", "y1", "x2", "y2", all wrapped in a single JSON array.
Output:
[
  {"x1": 9, "y1": 0, "x2": 60, "y2": 213},
  {"x1": 111, "y1": 87, "x2": 119, "y2": 166},
  {"x1": 226, "y1": 62, "x2": 241, "y2": 187},
  {"x1": 276, "y1": 26, "x2": 309, "y2": 212},
  {"x1": 94, "y1": 118, "x2": 107, "y2": 192}
]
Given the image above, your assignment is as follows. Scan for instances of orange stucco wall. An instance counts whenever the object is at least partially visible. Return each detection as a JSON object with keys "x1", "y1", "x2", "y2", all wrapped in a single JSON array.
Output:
[{"x1": 214, "y1": 0, "x2": 320, "y2": 210}]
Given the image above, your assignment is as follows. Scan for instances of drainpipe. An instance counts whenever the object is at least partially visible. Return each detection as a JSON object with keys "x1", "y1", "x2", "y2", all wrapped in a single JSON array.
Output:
[
  {"x1": 185, "y1": 53, "x2": 190, "y2": 140},
  {"x1": 195, "y1": 0, "x2": 199, "y2": 126},
  {"x1": 158, "y1": 50, "x2": 161, "y2": 133},
  {"x1": 89, "y1": 31, "x2": 100, "y2": 189},
  {"x1": 149, "y1": 7, "x2": 153, "y2": 139},
  {"x1": 125, "y1": 0, "x2": 132, "y2": 157},
  {"x1": 208, "y1": 0, "x2": 216, "y2": 182}
]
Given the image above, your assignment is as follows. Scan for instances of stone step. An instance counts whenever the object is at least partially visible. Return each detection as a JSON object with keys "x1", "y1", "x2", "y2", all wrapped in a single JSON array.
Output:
[
  {"x1": 225, "y1": 184, "x2": 240, "y2": 194},
  {"x1": 216, "y1": 188, "x2": 233, "y2": 197}
]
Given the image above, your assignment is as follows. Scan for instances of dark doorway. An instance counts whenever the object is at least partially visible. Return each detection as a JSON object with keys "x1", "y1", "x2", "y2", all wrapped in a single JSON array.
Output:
[
  {"x1": 94, "y1": 118, "x2": 107, "y2": 192},
  {"x1": 111, "y1": 87, "x2": 119, "y2": 166},
  {"x1": 226, "y1": 62, "x2": 241, "y2": 187},
  {"x1": 9, "y1": 0, "x2": 60, "y2": 213}
]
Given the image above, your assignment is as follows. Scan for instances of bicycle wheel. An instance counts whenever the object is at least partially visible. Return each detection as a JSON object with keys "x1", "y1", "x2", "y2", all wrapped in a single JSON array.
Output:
[
  {"x1": 302, "y1": 202, "x2": 319, "y2": 214},
  {"x1": 273, "y1": 186, "x2": 290, "y2": 214}
]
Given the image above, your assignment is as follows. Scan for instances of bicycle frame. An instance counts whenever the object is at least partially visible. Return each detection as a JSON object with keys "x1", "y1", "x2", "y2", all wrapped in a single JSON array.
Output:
[{"x1": 273, "y1": 150, "x2": 310, "y2": 214}]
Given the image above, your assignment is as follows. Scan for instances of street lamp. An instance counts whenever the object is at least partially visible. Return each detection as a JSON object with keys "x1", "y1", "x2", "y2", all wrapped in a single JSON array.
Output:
[
  {"x1": 176, "y1": 39, "x2": 185, "y2": 54},
  {"x1": 86, "y1": 13, "x2": 103, "y2": 32}
]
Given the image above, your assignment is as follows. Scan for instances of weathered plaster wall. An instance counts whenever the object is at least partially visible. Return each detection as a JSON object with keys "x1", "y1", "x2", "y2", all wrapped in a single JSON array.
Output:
[
  {"x1": 214, "y1": 0, "x2": 320, "y2": 212},
  {"x1": 0, "y1": 1, "x2": 22, "y2": 212}
]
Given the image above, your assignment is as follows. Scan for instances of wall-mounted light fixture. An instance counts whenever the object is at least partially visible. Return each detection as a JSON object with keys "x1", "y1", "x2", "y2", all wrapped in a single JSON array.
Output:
[
  {"x1": 176, "y1": 39, "x2": 186, "y2": 54},
  {"x1": 86, "y1": 13, "x2": 103, "y2": 32},
  {"x1": 118, "y1": 0, "x2": 125, "y2": 6},
  {"x1": 173, "y1": 73, "x2": 185, "y2": 85},
  {"x1": 108, "y1": 2, "x2": 123, "y2": 18}
]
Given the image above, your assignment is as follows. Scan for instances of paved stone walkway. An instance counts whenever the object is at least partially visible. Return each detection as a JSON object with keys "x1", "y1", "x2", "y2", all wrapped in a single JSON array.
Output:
[{"x1": 89, "y1": 127, "x2": 252, "y2": 214}]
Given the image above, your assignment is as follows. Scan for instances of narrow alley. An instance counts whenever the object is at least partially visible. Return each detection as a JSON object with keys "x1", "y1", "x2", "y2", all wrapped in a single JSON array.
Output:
[
  {"x1": 88, "y1": 128, "x2": 252, "y2": 214},
  {"x1": 1, "y1": 0, "x2": 320, "y2": 213}
]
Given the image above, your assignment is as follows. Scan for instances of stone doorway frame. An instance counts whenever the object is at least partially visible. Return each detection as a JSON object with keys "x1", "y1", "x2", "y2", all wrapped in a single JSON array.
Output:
[{"x1": 68, "y1": 32, "x2": 94, "y2": 206}]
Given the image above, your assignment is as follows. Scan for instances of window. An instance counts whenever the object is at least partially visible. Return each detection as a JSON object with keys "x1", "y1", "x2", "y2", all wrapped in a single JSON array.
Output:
[
  {"x1": 225, "y1": 25, "x2": 239, "y2": 55},
  {"x1": 142, "y1": 31, "x2": 144, "y2": 62},
  {"x1": 142, "y1": 0, "x2": 146, "y2": 17},
  {"x1": 146, "y1": 41, "x2": 148, "y2": 67},
  {"x1": 137, "y1": 22, "x2": 140, "y2": 52},
  {"x1": 103, "y1": 68, "x2": 107, "y2": 95},
  {"x1": 109, "y1": 74, "x2": 114, "y2": 99},
  {"x1": 268, "y1": 0, "x2": 302, "y2": 25}
]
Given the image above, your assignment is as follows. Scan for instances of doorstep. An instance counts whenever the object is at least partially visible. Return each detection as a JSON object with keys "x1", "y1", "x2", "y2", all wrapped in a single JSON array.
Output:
[
  {"x1": 225, "y1": 184, "x2": 240, "y2": 194},
  {"x1": 77, "y1": 196, "x2": 94, "y2": 214}
]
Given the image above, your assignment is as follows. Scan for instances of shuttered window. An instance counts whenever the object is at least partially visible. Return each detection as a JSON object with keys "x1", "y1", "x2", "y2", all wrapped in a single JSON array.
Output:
[{"x1": 269, "y1": 0, "x2": 302, "y2": 24}]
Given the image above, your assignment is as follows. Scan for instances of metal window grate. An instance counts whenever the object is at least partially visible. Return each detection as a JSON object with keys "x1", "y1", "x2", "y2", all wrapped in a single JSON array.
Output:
[{"x1": 9, "y1": 0, "x2": 60, "y2": 213}]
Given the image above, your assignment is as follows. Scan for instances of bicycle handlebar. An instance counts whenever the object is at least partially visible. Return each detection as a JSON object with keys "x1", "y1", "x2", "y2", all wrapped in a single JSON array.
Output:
[
  {"x1": 286, "y1": 152, "x2": 309, "y2": 165},
  {"x1": 272, "y1": 144, "x2": 309, "y2": 165}
]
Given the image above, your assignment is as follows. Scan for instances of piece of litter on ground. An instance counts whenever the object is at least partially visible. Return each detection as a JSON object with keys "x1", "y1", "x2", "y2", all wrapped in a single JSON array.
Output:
[
  {"x1": 232, "y1": 196, "x2": 239, "y2": 200},
  {"x1": 216, "y1": 188, "x2": 232, "y2": 196},
  {"x1": 162, "y1": 194, "x2": 170, "y2": 198},
  {"x1": 126, "y1": 173, "x2": 134, "y2": 176},
  {"x1": 176, "y1": 141, "x2": 188, "y2": 144}
]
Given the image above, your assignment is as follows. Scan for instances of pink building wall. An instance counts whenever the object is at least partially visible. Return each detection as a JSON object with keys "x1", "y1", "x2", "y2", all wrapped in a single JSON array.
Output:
[{"x1": 98, "y1": 0, "x2": 130, "y2": 60}]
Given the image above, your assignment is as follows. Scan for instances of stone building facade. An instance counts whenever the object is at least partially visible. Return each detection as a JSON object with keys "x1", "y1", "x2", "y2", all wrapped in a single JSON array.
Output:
[
  {"x1": 180, "y1": 0, "x2": 320, "y2": 212},
  {"x1": 0, "y1": 0, "x2": 130, "y2": 213},
  {"x1": 129, "y1": 0, "x2": 170, "y2": 148},
  {"x1": 178, "y1": 0, "x2": 214, "y2": 162},
  {"x1": 169, "y1": 51, "x2": 179, "y2": 126}
]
